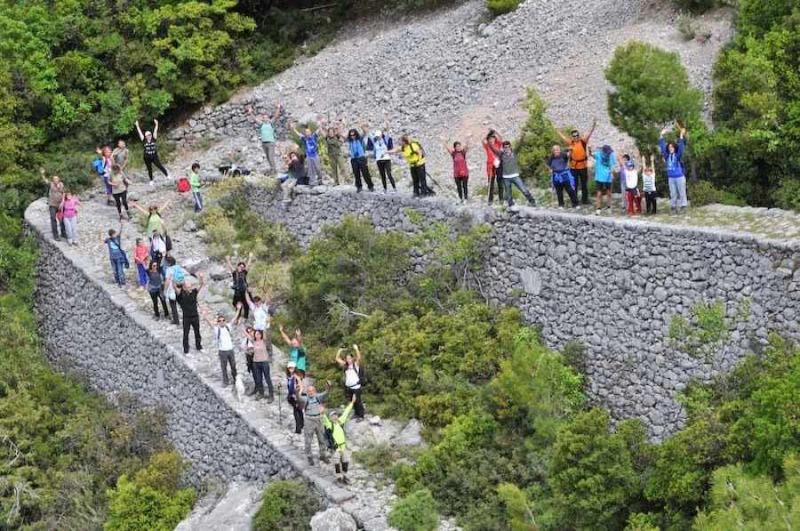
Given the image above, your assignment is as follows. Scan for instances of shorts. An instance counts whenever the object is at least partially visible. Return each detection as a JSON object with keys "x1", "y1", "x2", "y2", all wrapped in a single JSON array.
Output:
[{"x1": 596, "y1": 181, "x2": 611, "y2": 192}]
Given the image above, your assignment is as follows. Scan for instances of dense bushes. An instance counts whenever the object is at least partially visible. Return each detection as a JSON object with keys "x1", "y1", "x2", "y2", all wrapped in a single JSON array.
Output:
[
  {"x1": 251, "y1": 480, "x2": 321, "y2": 531},
  {"x1": 104, "y1": 452, "x2": 195, "y2": 531},
  {"x1": 515, "y1": 89, "x2": 561, "y2": 187},
  {"x1": 388, "y1": 489, "x2": 439, "y2": 531},
  {"x1": 487, "y1": 0, "x2": 521, "y2": 16}
]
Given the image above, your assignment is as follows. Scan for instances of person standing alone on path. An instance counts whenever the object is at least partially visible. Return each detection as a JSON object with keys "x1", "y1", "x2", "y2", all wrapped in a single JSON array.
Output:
[
  {"x1": 298, "y1": 381, "x2": 331, "y2": 466},
  {"x1": 188, "y1": 163, "x2": 203, "y2": 212},
  {"x1": 135, "y1": 119, "x2": 169, "y2": 185},
  {"x1": 41, "y1": 169, "x2": 66, "y2": 241},
  {"x1": 659, "y1": 125, "x2": 689, "y2": 215},
  {"x1": 175, "y1": 273, "x2": 204, "y2": 354},
  {"x1": 293, "y1": 123, "x2": 324, "y2": 185},
  {"x1": 204, "y1": 310, "x2": 237, "y2": 387},
  {"x1": 335, "y1": 345, "x2": 366, "y2": 421},
  {"x1": 483, "y1": 130, "x2": 504, "y2": 204},
  {"x1": 557, "y1": 119, "x2": 597, "y2": 205},
  {"x1": 445, "y1": 141, "x2": 469, "y2": 202},
  {"x1": 248, "y1": 104, "x2": 282, "y2": 174}
]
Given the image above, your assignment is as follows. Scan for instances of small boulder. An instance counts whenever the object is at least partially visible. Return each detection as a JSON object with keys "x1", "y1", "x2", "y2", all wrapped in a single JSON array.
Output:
[
  {"x1": 183, "y1": 219, "x2": 198, "y2": 233},
  {"x1": 395, "y1": 419, "x2": 423, "y2": 447},
  {"x1": 310, "y1": 508, "x2": 357, "y2": 531}
]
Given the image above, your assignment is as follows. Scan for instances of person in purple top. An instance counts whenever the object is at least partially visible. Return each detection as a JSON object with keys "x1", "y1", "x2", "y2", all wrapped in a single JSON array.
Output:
[
  {"x1": 547, "y1": 145, "x2": 579, "y2": 209},
  {"x1": 292, "y1": 123, "x2": 324, "y2": 186}
]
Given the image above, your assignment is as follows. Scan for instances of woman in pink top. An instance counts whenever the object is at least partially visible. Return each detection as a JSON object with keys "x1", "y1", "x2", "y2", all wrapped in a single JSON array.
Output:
[
  {"x1": 133, "y1": 238, "x2": 150, "y2": 289},
  {"x1": 59, "y1": 191, "x2": 81, "y2": 245}
]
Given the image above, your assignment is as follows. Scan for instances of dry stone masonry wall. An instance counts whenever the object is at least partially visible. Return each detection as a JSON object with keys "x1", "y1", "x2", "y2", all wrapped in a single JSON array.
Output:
[
  {"x1": 29, "y1": 222, "x2": 295, "y2": 484},
  {"x1": 247, "y1": 185, "x2": 800, "y2": 438}
]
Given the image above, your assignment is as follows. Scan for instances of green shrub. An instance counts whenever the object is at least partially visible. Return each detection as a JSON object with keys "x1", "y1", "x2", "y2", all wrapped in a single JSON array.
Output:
[
  {"x1": 252, "y1": 480, "x2": 321, "y2": 531},
  {"x1": 104, "y1": 451, "x2": 195, "y2": 531},
  {"x1": 487, "y1": 0, "x2": 520, "y2": 16},
  {"x1": 515, "y1": 88, "x2": 560, "y2": 187},
  {"x1": 687, "y1": 179, "x2": 746, "y2": 207},
  {"x1": 771, "y1": 178, "x2": 800, "y2": 211},
  {"x1": 606, "y1": 41, "x2": 704, "y2": 152},
  {"x1": 388, "y1": 489, "x2": 440, "y2": 531}
]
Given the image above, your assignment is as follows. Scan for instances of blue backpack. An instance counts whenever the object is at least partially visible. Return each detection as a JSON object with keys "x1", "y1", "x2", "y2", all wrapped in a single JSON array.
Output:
[{"x1": 92, "y1": 158, "x2": 105, "y2": 177}]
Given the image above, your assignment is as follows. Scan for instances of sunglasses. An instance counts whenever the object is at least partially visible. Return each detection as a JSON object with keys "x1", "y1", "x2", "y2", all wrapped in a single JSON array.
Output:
[{"x1": 571, "y1": 133, "x2": 579, "y2": 138}]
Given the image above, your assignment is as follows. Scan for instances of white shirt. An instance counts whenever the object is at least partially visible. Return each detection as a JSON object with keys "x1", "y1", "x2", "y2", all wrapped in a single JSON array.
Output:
[
  {"x1": 624, "y1": 168, "x2": 639, "y2": 190},
  {"x1": 214, "y1": 325, "x2": 234, "y2": 351},
  {"x1": 643, "y1": 172, "x2": 657, "y2": 192},
  {"x1": 344, "y1": 364, "x2": 361, "y2": 389},
  {"x1": 252, "y1": 304, "x2": 269, "y2": 331}
]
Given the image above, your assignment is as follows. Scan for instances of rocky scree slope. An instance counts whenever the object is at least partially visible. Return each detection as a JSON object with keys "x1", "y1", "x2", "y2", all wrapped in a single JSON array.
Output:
[{"x1": 171, "y1": 0, "x2": 732, "y2": 192}]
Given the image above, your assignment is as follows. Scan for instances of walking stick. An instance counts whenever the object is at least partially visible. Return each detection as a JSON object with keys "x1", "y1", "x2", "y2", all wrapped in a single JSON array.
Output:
[{"x1": 277, "y1": 381, "x2": 283, "y2": 423}]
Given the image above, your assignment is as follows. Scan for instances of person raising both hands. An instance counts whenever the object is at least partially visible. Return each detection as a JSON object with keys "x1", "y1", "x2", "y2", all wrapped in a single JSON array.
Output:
[{"x1": 135, "y1": 118, "x2": 170, "y2": 185}]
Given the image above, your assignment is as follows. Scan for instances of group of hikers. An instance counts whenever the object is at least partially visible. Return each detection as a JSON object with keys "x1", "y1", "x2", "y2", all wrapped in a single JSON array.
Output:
[{"x1": 250, "y1": 105, "x2": 690, "y2": 214}]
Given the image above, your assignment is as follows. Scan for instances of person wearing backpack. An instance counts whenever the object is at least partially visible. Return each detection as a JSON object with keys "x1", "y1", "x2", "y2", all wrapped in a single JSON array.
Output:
[
  {"x1": 547, "y1": 145, "x2": 580, "y2": 209},
  {"x1": 297, "y1": 381, "x2": 331, "y2": 466},
  {"x1": 135, "y1": 118, "x2": 170, "y2": 186},
  {"x1": 593, "y1": 145, "x2": 618, "y2": 215},
  {"x1": 397, "y1": 135, "x2": 431, "y2": 197},
  {"x1": 163, "y1": 255, "x2": 185, "y2": 326},
  {"x1": 445, "y1": 141, "x2": 470, "y2": 202},
  {"x1": 102, "y1": 224, "x2": 128, "y2": 287},
  {"x1": 226, "y1": 254, "x2": 253, "y2": 323},
  {"x1": 658, "y1": 125, "x2": 688, "y2": 214},
  {"x1": 366, "y1": 128, "x2": 396, "y2": 193},
  {"x1": 321, "y1": 394, "x2": 358, "y2": 484},
  {"x1": 204, "y1": 310, "x2": 237, "y2": 387},
  {"x1": 146, "y1": 260, "x2": 170, "y2": 321},
  {"x1": 335, "y1": 345, "x2": 366, "y2": 421},
  {"x1": 557, "y1": 119, "x2": 597, "y2": 205},
  {"x1": 286, "y1": 361, "x2": 304, "y2": 434}
]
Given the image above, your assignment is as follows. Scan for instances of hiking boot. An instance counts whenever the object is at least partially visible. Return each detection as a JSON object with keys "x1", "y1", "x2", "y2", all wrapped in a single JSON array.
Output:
[
  {"x1": 321, "y1": 455, "x2": 331, "y2": 464},
  {"x1": 342, "y1": 476, "x2": 351, "y2": 485},
  {"x1": 267, "y1": 396, "x2": 274, "y2": 403}
]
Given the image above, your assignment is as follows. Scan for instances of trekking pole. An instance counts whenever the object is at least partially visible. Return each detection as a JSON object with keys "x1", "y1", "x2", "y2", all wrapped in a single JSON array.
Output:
[{"x1": 277, "y1": 381, "x2": 283, "y2": 423}]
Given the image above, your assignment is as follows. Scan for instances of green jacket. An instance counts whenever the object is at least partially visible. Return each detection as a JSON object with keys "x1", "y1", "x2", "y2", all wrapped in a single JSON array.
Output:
[{"x1": 322, "y1": 402, "x2": 354, "y2": 449}]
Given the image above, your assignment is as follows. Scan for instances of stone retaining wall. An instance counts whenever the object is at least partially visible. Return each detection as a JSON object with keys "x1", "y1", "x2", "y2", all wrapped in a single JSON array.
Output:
[
  {"x1": 246, "y1": 184, "x2": 800, "y2": 437},
  {"x1": 29, "y1": 219, "x2": 294, "y2": 484}
]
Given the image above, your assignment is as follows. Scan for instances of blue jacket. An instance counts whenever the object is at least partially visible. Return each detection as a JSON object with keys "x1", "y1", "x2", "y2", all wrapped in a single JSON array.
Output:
[
  {"x1": 347, "y1": 137, "x2": 367, "y2": 159},
  {"x1": 659, "y1": 137, "x2": 686, "y2": 179},
  {"x1": 366, "y1": 135, "x2": 393, "y2": 159}
]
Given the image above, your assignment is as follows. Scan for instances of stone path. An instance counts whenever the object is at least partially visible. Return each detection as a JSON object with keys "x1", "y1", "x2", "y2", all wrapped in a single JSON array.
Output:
[{"x1": 27, "y1": 176, "x2": 426, "y2": 530}]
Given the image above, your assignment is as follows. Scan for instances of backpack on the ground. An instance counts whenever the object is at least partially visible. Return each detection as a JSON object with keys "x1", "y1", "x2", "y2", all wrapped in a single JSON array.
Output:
[{"x1": 176, "y1": 176, "x2": 190, "y2": 193}]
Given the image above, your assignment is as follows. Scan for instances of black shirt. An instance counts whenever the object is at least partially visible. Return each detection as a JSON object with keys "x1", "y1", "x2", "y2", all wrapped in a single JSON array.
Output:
[
  {"x1": 232, "y1": 270, "x2": 248, "y2": 293},
  {"x1": 144, "y1": 139, "x2": 158, "y2": 157},
  {"x1": 176, "y1": 289, "x2": 199, "y2": 318}
]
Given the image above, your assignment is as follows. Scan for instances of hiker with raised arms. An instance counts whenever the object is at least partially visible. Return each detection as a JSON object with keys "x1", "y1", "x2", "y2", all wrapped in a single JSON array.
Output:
[
  {"x1": 279, "y1": 324, "x2": 308, "y2": 375},
  {"x1": 175, "y1": 273, "x2": 205, "y2": 355},
  {"x1": 203, "y1": 309, "x2": 237, "y2": 387},
  {"x1": 445, "y1": 140, "x2": 469, "y2": 203},
  {"x1": 135, "y1": 119, "x2": 170, "y2": 186},
  {"x1": 41, "y1": 169, "x2": 66, "y2": 241},
  {"x1": 335, "y1": 345, "x2": 366, "y2": 421},
  {"x1": 146, "y1": 260, "x2": 170, "y2": 321},
  {"x1": 483, "y1": 130, "x2": 504, "y2": 204},
  {"x1": 323, "y1": 122, "x2": 345, "y2": 186},
  {"x1": 547, "y1": 144, "x2": 579, "y2": 209},
  {"x1": 483, "y1": 135, "x2": 536, "y2": 207},
  {"x1": 321, "y1": 394, "x2": 358, "y2": 484},
  {"x1": 557, "y1": 118, "x2": 597, "y2": 205},
  {"x1": 659, "y1": 123, "x2": 688, "y2": 215},
  {"x1": 247, "y1": 103, "x2": 282, "y2": 174},
  {"x1": 59, "y1": 189, "x2": 80, "y2": 246},
  {"x1": 292, "y1": 121, "x2": 325, "y2": 185},
  {"x1": 131, "y1": 199, "x2": 172, "y2": 238},
  {"x1": 227, "y1": 253, "x2": 253, "y2": 324},
  {"x1": 366, "y1": 126, "x2": 397, "y2": 194},
  {"x1": 297, "y1": 380, "x2": 331, "y2": 466},
  {"x1": 286, "y1": 361, "x2": 304, "y2": 435},
  {"x1": 593, "y1": 144, "x2": 617, "y2": 215}
]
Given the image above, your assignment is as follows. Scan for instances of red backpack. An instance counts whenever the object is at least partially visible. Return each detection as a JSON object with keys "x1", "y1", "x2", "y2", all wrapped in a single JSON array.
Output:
[{"x1": 176, "y1": 176, "x2": 190, "y2": 193}]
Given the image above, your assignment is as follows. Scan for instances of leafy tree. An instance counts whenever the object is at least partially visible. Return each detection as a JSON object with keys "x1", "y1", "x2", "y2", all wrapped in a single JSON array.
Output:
[
  {"x1": 544, "y1": 410, "x2": 651, "y2": 530},
  {"x1": 388, "y1": 489, "x2": 440, "y2": 531},
  {"x1": 252, "y1": 480, "x2": 321, "y2": 531},
  {"x1": 515, "y1": 88, "x2": 560, "y2": 186},
  {"x1": 104, "y1": 452, "x2": 195, "y2": 531},
  {"x1": 605, "y1": 41, "x2": 704, "y2": 152}
]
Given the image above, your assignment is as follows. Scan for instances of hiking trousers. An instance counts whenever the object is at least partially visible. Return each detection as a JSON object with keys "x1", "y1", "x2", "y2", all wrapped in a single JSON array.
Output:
[
  {"x1": 182, "y1": 315, "x2": 202, "y2": 353},
  {"x1": 219, "y1": 350, "x2": 236, "y2": 385},
  {"x1": 307, "y1": 156, "x2": 323, "y2": 185},
  {"x1": 488, "y1": 165, "x2": 504, "y2": 203},
  {"x1": 49, "y1": 206, "x2": 66, "y2": 239},
  {"x1": 351, "y1": 157, "x2": 373, "y2": 191},
  {"x1": 503, "y1": 176, "x2": 535, "y2": 206},
  {"x1": 410, "y1": 165, "x2": 430, "y2": 196},
  {"x1": 573, "y1": 168, "x2": 590, "y2": 204},
  {"x1": 645, "y1": 191, "x2": 657, "y2": 214},
  {"x1": 262, "y1": 142, "x2": 276, "y2": 173},
  {"x1": 144, "y1": 154, "x2": 168, "y2": 181},
  {"x1": 304, "y1": 416, "x2": 328, "y2": 459},
  {"x1": 554, "y1": 181, "x2": 578, "y2": 207},
  {"x1": 377, "y1": 159, "x2": 395, "y2": 190},
  {"x1": 346, "y1": 387, "x2": 365, "y2": 419}
]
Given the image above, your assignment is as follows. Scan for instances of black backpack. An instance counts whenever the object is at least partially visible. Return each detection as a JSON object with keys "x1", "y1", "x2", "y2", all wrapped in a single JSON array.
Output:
[
  {"x1": 345, "y1": 363, "x2": 367, "y2": 387},
  {"x1": 323, "y1": 425, "x2": 335, "y2": 450}
]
